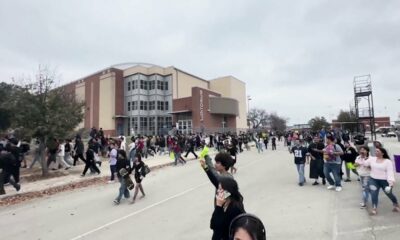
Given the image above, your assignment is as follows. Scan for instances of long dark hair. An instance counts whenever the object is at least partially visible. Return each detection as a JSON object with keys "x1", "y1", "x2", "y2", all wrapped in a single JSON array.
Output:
[
  {"x1": 376, "y1": 147, "x2": 390, "y2": 159},
  {"x1": 219, "y1": 177, "x2": 245, "y2": 212},
  {"x1": 358, "y1": 146, "x2": 370, "y2": 157},
  {"x1": 230, "y1": 214, "x2": 266, "y2": 240},
  {"x1": 135, "y1": 153, "x2": 142, "y2": 163}
]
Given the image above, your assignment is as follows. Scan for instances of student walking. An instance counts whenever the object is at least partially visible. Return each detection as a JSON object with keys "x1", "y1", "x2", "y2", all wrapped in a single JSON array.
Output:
[
  {"x1": 290, "y1": 140, "x2": 308, "y2": 186},
  {"x1": 355, "y1": 146, "x2": 371, "y2": 209},
  {"x1": 271, "y1": 136, "x2": 277, "y2": 150},
  {"x1": 342, "y1": 141, "x2": 359, "y2": 182},
  {"x1": 81, "y1": 148, "x2": 101, "y2": 176},
  {"x1": 56, "y1": 140, "x2": 72, "y2": 170},
  {"x1": 108, "y1": 143, "x2": 118, "y2": 183},
  {"x1": 73, "y1": 137, "x2": 86, "y2": 166},
  {"x1": 363, "y1": 147, "x2": 400, "y2": 215},
  {"x1": 114, "y1": 149, "x2": 131, "y2": 205},
  {"x1": 210, "y1": 177, "x2": 245, "y2": 240},
  {"x1": 130, "y1": 154, "x2": 146, "y2": 204},
  {"x1": 313, "y1": 135, "x2": 344, "y2": 192},
  {"x1": 308, "y1": 136, "x2": 326, "y2": 185}
]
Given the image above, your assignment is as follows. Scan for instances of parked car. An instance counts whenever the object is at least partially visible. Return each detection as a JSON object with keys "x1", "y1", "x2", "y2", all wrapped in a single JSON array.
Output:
[{"x1": 387, "y1": 132, "x2": 397, "y2": 137}]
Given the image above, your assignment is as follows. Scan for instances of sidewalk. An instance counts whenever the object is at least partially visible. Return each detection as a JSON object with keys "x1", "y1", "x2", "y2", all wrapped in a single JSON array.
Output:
[{"x1": 0, "y1": 148, "x2": 218, "y2": 203}]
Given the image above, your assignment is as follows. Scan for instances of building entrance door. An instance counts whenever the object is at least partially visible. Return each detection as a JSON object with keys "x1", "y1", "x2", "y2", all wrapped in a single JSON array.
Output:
[{"x1": 178, "y1": 120, "x2": 192, "y2": 135}]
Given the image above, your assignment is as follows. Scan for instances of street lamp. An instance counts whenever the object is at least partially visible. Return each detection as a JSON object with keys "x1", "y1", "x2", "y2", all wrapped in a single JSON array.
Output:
[
  {"x1": 247, "y1": 95, "x2": 252, "y2": 130},
  {"x1": 247, "y1": 95, "x2": 252, "y2": 113}
]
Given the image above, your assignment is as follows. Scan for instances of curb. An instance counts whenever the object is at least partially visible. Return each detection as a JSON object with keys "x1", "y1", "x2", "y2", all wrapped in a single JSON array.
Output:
[{"x1": 0, "y1": 158, "x2": 200, "y2": 206}]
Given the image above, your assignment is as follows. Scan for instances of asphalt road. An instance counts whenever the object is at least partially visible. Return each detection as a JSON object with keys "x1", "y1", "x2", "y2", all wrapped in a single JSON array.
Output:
[{"x1": 1, "y1": 138, "x2": 399, "y2": 240}]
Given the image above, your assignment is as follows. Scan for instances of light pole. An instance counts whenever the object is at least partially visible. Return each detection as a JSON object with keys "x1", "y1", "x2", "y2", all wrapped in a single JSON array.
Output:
[{"x1": 247, "y1": 95, "x2": 252, "y2": 130}]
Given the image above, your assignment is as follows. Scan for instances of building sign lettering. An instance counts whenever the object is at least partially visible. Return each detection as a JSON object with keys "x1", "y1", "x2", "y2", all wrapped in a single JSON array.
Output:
[{"x1": 199, "y1": 90, "x2": 204, "y2": 122}]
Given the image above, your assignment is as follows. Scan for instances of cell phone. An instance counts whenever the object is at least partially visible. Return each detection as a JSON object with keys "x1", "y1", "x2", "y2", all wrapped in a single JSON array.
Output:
[{"x1": 223, "y1": 190, "x2": 231, "y2": 199}]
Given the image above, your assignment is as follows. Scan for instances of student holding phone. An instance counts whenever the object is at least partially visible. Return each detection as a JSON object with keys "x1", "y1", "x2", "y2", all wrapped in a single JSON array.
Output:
[{"x1": 210, "y1": 177, "x2": 245, "y2": 240}]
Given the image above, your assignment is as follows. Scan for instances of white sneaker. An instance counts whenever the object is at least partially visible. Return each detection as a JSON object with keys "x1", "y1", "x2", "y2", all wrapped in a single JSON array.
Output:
[
  {"x1": 327, "y1": 185, "x2": 335, "y2": 190},
  {"x1": 107, "y1": 180, "x2": 115, "y2": 184},
  {"x1": 335, "y1": 187, "x2": 342, "y2": 192}
]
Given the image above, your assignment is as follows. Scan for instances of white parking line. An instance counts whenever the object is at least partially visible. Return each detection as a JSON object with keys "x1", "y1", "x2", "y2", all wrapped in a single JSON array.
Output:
[
  {"x1": 69, "y1": 153, "x2": 262, "y2": 240},
  {"x1": 69, "y1": 182, "x2": 209, "y2": 240}
]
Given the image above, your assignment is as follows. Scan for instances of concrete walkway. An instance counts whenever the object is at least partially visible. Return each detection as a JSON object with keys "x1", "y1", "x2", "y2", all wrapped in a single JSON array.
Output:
[{"x1": 1, "y1": 148, "x2": 219, "y2": 200}]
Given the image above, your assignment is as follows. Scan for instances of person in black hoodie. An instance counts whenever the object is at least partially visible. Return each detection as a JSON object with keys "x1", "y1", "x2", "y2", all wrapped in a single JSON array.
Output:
[
  {"x1": 342, "y1": 141, "x2": 359, "y2": 182},
  {"x1": 0, "y1": 148, "x2": 21, "y2": 194},
  {"x1": 113, "y1": 149, "x2": 131, "y2": 204},
  {"x1": 80, "y1": 147, "x2": 100, "y2": 176},
  {"x1": 73, "y1": 137, "x2": 86, "y2": 166},
  {"x1": 210, "y1": 176, "x2": 245, "y2": 240},
  {"x1": 130, "y1": 154, "x2": 146, "y2": 204}
]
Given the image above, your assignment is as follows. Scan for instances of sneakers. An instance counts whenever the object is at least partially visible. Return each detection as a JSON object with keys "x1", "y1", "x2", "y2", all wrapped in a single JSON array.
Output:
[
  {"x1": 15, "y1": 184, "x2": 21, "y2": 192},
  {"x1": 327, "y1": 185, "x2": 335, "y2": 190},
  {"x1": 393, "y1": 206, "x2": 400, "y2": 212},
  {"x1": 312, "y1": 182, "x2": 319, "y2": 186},
  {"x1": 108, "y1": 180, "x2": 115, "y2": 184},
  {"x1": 344, "y1": 179, "x2": 351, "y2": 182},
  {"x1": 360, "y1": 203, "x2": 366, "y2": 209},
  {"x1": 369, "y1": 209, "x2": 377, "y2": 216},
  {"x1": 113, "y1": 199, "x2": 120, "y2": 205},
  {"x1": 335, "y1": 187, "x2": 342, "y2": 192}
]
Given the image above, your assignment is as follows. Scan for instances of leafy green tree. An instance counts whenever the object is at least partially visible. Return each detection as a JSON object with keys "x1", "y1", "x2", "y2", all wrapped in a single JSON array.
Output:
[
  {"x1": 336, "y1": 110, "x2": 357, "y2": 132},
  {"x1": 0, "y1": 82, "x2": 23, "y2": 131},
  {"x1": 308, "y1": 116, "x2": 330, "y2": 133},
  {"x1": 269, "y1": 113, "x2": 287, "y2": 132},
  {"x1": 11, "y1": 65, "x2": 85, "y2": 176}
]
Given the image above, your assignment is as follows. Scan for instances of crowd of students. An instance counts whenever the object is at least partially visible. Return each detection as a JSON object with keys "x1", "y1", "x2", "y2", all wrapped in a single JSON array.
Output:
[{"x1": 288, "y1": 130, "x2": 400, "y2": 216}]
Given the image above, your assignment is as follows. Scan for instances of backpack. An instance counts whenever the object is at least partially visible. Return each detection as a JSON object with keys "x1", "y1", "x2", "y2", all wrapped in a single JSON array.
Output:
[
  {"x1": 141, "y1": 164, "x2": 151, "y2": 177},
  {"x1": 324, "y1": 144, "x2": 338, "y2": 161}
]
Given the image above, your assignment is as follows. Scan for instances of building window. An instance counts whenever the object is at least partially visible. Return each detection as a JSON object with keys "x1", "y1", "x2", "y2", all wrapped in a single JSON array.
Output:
[
  {"x1": 132, "y1": 101, "x2": 138, "y2": 110},
  {"x1": 132, "y1": 117, "x2": 138, "y2": 132},
  {"x1": 149, "y1": 117, "x2": 155, "y2": 135},
  {"x1": 128, "y1": 81, "x2": 131, "y2": 91},
  {"x1": 149, "y1": 101, "x2": 155, "y2": 110},
  {"x1": 140, "y1": 101, "x2": 148, "y2": 110},
  {"x1": 157, "y1": 116, "x2": 164, "y2": 130},
  {"x1": 128, "y1": 102, "x2": 131, "y2": 111},
  {"x1": 140, "y1": 80, "x2": 148, "y2": 90},
  {"x1": 166, "y1": 116, "x2": 172, "y2": 128},
  {"x1": 149, "y1": 80, "x2": 155, "y2": 90},
  {"x1": 165, "y1": 101, "x2": 169, "y2": 111},
  {"x1": 132, "y1": 80, "x2": 138, "y2": 90},
  {"x1": 157, "y1": 101, "x2": 164, "y2": 111},
  {"x1": 140, "y1": 117, "x2": 148, "y2": 132},
  {"x1": 164, "y1": 82, "x2": 168, "y2": 91},
  {"x1": 127, "y1": 118, "x2": 131, "y2": 136},
  {"x1": 157, "y1": 80, "x2": 163, "y2": 90}
]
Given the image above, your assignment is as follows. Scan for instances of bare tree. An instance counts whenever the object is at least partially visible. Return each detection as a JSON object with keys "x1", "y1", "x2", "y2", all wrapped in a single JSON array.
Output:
[{"x1": 11, "y1": 65, "x2": 84, "y2": 176}]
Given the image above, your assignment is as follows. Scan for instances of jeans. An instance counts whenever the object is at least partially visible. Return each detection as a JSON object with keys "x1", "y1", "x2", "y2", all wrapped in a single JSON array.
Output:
[
  {"x1": 369, "y1": 177, "x2": 398, "y2": 209},
  {"x1": 360, "y1": 176, "x2": 370, "y2": 205},
  {"x1": 324, "y1": 163, "x2": 342, "y2": 187},
  {"x1": 129, "y1": 149, "x2": 136, "y2": 167},
  {"x1": 174, "y1": 153, "x2": 183, "y2": 165},
  {"x1": 30, "y1": 152, "x2": 41, "y2": 168},
  {"x1": 159, "y1": 147, "x2": 165, "y2": 155},
  {"x1": 296, "y1": 164, "x2": 305, "y2": 184},
  {"x1": 64, "y1": 152, "x2": 74, "y2": 166},
  {"x1": 110, "y1": 165, "x2": 117, "y2": 181},
  {"x1": 115, "y1": 176, "x2": 130, "y2": 201}
]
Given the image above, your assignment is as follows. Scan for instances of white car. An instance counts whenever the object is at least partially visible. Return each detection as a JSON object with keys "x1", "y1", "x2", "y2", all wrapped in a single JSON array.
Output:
[{"x1": 387, "y1": 132, "x2": 397, "y2": 137}]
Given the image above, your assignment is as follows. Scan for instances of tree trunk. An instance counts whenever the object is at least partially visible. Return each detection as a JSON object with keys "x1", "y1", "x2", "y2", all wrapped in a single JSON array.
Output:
[{"x1": 39, "y1": 138, "x2": 48, "y2": 177}]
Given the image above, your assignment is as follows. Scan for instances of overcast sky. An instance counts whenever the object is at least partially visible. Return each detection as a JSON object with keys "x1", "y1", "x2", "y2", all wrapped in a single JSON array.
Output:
[{"x1": 1, "y1": 0, "x2": 399, "y2": 125}]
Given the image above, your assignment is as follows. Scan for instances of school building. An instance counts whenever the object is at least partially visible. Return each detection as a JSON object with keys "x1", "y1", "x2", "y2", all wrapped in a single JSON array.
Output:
[{"x1": 64, "y1": 63, "x2": 247, "y2": 136}]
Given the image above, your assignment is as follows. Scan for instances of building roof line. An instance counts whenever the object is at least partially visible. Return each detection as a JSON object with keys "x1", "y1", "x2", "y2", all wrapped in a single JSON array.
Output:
[
  {"x1": 170, "y1": 66, "x2": 209, "y2": 83},
  {"x1": 210, "y1": 75, "x2": 246, "y2": 84}
]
